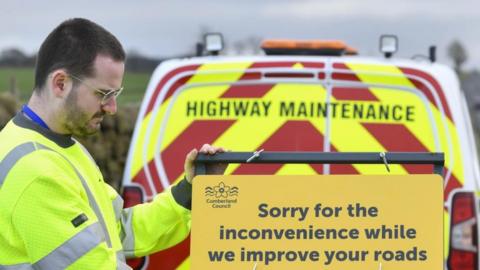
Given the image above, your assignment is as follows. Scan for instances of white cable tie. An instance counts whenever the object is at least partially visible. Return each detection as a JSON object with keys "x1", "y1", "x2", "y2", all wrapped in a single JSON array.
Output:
[
  {"x1": 247, "y1": 149, "x2": 264, "y2": 163},
  {"x1": 379, "y1": 152, "x2": 390, "y2": 172}
]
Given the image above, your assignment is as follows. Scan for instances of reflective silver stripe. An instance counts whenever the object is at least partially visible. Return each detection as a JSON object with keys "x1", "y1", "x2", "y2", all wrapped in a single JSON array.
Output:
[
  {"x1": 0, "y1": 263, "x2": 33, "y2": 270},
  {"x1": 116, "y1": 260, "x2": 131, "y2": 270},
  {"x1": 0, "y1": 142, "x2": 36, "y2": 187},
  {"x1": 112, "y1": 195, "x2": 124, "y2": 222},
  {"x1": 116, "y1": 250, "x2": 126, "y2": 263},
  {"x1": 117, "y1": 262, "x2": 131, "y2": 270},
  {"x1": 120, "y1": 208, "x2": 135, "y2": 258},
  {"x1": 116, "y1": 250, "x2": 131, "y2": 270},
  {"x1": 32, "y1": 222, "x2": 104, "y2": 270},
  {"x1": 69, "y1": 163, "x2": 113, "y2": 248}
]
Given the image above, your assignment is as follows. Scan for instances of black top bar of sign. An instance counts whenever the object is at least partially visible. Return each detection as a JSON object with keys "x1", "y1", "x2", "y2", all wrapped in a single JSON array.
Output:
[{"x1": 194, "y1": 152, "x2": 444, "y2": 177}]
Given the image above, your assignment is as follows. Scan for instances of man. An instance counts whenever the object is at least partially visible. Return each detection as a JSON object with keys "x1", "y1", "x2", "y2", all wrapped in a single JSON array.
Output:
[{"x1": 0, "y1": 18, "x2": 226, "y2": 269}]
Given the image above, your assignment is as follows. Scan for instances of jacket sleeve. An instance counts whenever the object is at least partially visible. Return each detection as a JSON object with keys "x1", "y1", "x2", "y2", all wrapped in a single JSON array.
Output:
[
  {"x1": 107, "y1": 179, "x2": 191, "y2": 258},
  {"x1": 11, "y1": 152, "x2": 119, "y2": 269}
]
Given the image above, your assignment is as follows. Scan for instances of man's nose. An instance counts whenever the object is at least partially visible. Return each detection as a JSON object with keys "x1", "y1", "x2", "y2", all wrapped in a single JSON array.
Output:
[{"x1": 102, "y1": 97, "x2": 117, "y2": 115}]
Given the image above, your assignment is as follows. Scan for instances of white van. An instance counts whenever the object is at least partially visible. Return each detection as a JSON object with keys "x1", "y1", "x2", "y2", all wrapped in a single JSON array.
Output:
[{"x1": 122, "y1": 36, "x2": 480, "y2": 270}]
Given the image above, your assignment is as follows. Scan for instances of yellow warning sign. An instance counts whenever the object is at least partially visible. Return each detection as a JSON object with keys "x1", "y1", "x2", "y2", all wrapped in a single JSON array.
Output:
[{"x1": 191, "y1": 175, "x2": 443, "y2": 270}]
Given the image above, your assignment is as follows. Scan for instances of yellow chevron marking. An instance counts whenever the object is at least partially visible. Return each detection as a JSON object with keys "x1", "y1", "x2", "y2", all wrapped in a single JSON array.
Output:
[
  {"x1": 276, "y1": 164, "x2": 317, "y2": 175},
  {"x1": 151, "y1": 62, "x2": 251, "y2": 181},
  {"x1": 160, "y1": 85, "x2": 230, "y2": 151},
  {"x1": 218, "y1": 115, "x2": 286, "y2": 175},
  {"x1": 331, "y1": 65, "x2": 413, "y2": 173},
  {"x1": 146, "y1": 100, "x2": 170, "y2": 160},
  {"x1": 130, "y1": 62, "x2": 253, "y2": 179},
  {"x1": 131, "y1": 98, "x2": 176, "y2": 178},
  {"x1": 187, "y1": 62, "x2": 252, "y2": 84},
  {"x1": 130, "y1": 102, "x2": 169, "y2": 179},
  {"x1": 176, "y1": 257, "x2": 190, "y2": 270},
  {"x1": 432, "y1": 106, "x2": 464, "y2": 183},
  {"x1": 346, "y1": 62, "x2": 464, "y2": 184},
  {"x1": 327, "y1": 96, "x2": 407, "y2": 174},
  {"x1": 130, "y1": 113, "x2": 151, "y2": 178},
  {"x1": 371, "y1": 88, "x2": 435, "y2": 150},
  {"x1": 292, "y1": 63, "x2": 304, "y2": 69},
  {"x1": 344, "y1": 63, "x2": 414, "y2": 87},
  {"x1": 371, "y1": 86, "x2": 464, "y2": 184},
  {"x1": 161, "y1": 62, "x2": 252, "y2": 150},
  {"x1": 217, "y1": 83, "x2": 328, "y2": 175}
]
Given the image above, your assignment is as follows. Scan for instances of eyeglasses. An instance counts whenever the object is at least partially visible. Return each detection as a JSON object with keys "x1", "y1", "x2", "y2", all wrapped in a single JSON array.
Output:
[{"x1": 68, "y1": 74, "x2": 124, "y2": 105}]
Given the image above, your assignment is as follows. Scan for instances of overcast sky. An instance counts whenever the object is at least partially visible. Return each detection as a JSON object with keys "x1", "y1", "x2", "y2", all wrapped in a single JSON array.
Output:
[{"x1": 1, "y1": 0, "x2": 479, "y2": 69}]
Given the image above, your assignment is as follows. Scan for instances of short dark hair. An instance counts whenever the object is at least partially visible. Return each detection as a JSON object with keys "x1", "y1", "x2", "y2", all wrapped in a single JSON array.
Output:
[{"x1": 34, "y1": 18, "x2": 125, "y2": 92}]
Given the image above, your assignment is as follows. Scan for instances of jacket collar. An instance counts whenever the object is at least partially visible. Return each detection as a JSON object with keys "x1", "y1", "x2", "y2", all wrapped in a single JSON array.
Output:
[{"x1": 13, "y1": 112, "x2": 75, "y2": 148}]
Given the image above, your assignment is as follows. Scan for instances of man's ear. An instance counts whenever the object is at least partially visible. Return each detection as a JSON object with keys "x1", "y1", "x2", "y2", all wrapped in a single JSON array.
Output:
[{"x1": 49, "y1": 70, "x2": 70, "y2": 98}]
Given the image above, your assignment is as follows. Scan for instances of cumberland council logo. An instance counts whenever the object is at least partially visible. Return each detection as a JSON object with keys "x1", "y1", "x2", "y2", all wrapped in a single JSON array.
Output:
[{"x1": 205, "y1": 182, "x2": 239, "y2": 208}]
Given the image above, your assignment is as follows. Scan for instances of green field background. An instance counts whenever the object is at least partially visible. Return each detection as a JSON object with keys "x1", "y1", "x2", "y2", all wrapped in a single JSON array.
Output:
[{"x1": 0, "y1": 67, "x2": 151, "y2": 104}]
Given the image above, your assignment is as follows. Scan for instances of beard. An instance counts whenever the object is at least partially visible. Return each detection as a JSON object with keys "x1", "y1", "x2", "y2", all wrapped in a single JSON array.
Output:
[{"x1": 62, "y1": 89, "x2": 105, "y2": 137}]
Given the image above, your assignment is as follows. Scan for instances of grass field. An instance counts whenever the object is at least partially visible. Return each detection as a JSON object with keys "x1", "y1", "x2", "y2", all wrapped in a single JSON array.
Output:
[{"x1": 0, "y1": 67, "x2": 151, "y2": 105}]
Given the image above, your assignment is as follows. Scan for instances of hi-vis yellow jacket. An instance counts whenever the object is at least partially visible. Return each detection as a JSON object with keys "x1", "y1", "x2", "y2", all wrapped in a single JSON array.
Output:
[{"x1": 0, "y1": 113, "x2": 192, "y2": 269}]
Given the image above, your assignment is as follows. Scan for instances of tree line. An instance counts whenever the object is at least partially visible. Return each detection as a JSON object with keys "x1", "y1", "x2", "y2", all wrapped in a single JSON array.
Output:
[{"x1": 0, "y1": 47, "x2": 164, "y2": 73}]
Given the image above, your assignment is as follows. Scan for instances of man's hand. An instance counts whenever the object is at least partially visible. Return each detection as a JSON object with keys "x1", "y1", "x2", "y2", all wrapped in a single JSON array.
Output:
[{"x1": 184, "y1": 144, "x2": 228, "y2": 183}]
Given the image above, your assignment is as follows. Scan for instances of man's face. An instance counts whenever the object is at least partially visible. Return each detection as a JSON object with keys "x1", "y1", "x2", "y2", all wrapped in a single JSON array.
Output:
[{"x1": 62, "y1": 55, "x2": 124, "y2": 137}]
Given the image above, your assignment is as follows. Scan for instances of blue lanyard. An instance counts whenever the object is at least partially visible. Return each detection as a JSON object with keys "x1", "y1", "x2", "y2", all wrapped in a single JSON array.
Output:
[{"x1": 21, "y1": 105, "x2": 50, "y2": 130}]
